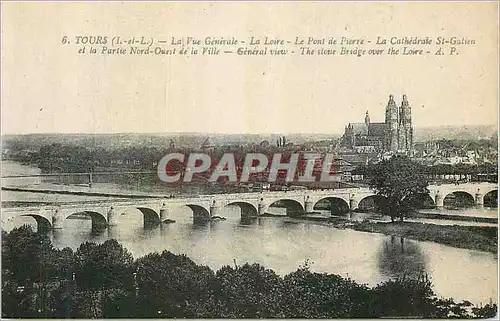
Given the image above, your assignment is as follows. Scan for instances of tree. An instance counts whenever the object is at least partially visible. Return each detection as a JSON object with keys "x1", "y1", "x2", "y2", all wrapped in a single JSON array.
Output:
[
  {"x1": 1, "y1": 225, "x2": 55, "y2": 284},
  {"x1": 70, "y1": 290, "x2": 103, "y2": 318},
  {"x1": 281, "y1": 267, "x2": 374, "y2": 318},
  {"x1": 1, "y1": 225, "x2": 77, "y2": 318},
  {"x1": 368, "y1": 156, "x2": 430, "y2": 222},
  {"x1": 70, "y1": 240, "x2": 135, "y2": 318},
  {"x1": 372, "y1": 275, "x2": 435, "y2": 317},
  {"x1": 212, "y1": 263, "x2": 285, "y2": 318},
  {"x1": 74, "y1": 240, "x2": 134, "y2": 291},
  {"x1": 134, "y1": 251, "x2": 216, "y2": 318}
]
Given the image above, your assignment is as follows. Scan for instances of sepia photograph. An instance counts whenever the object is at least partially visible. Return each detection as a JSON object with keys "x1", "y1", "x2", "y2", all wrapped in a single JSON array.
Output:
[{"x1": 1, "y1": 1, "x2": 498, "y2": 318}]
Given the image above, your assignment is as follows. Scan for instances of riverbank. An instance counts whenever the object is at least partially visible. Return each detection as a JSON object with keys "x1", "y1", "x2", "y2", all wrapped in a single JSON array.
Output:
[
  {"x1": 351, "y1": 221, "x2": 498, "y2": 254},
  {"x1": 413, "y1": 211, "x2": 497, "y2": 224},
  {"x1": 255, "y1": 213, "x2": 498, "y2": 253},
  {"x1": 1, "y1": 186, "x2": 164, "y2": 199}
]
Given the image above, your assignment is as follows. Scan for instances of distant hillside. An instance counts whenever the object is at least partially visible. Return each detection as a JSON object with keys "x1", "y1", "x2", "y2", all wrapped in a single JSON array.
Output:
[
  {"x1": 2, "y1": 125, "x2": 496, "y2": 151},
  {"x1": 413, "y1": 125, "x2": 497, "y2": 142},
  {"x1": 1, "y1": 133, "x2": 339, "y2": 150}
]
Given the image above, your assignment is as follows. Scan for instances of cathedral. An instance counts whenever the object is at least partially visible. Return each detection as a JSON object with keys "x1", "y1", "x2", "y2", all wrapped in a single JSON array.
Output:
[{"x1": 341, "y1": 94, "x2": 413, "y2": 153}]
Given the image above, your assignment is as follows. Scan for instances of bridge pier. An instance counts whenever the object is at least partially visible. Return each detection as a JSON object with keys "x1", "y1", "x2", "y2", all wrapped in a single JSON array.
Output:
[
  {"x1": 159, "y1": 203, "x2": 170, "y2": 222},
  {"x1": 349, "y1": 195, "x2": 359, "y2": 211},
  {"x1": 107, "y1": 206, "x2": 119, "y2": 226},
  {"x1": 304, "y1": 196, "x2": 314, "y2": 213},
  {"x1": 434, "y1": 191, "x2": 444, "y2": 207},
  {"x1": 210, "y1": 200, "x2": 222, "y2": 218},
  {"x1": 258, "y1": 201, "x2": 266, "y2": 215},
  {"x1": 475, "y1": 189, "x2": 484, "y2": 207},
  {"x1": 52, "y1": 208, "x2": 64, "y2": 229}
]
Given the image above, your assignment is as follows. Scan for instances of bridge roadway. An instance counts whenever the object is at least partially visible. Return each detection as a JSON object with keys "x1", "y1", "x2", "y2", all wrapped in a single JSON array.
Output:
[{"x1": 1, "y1": 182, "x2": 497, "y2": 231}]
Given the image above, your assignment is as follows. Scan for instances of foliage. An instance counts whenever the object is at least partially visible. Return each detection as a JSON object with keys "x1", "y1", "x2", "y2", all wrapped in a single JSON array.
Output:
[
  {"x1": 70, "y1": 290, "x2": 103, "y2": 318},
  {"x1": 281, "y1": 268, "x2": 375, "y2": 318},
  {"x1": 1, "y1": 226, "x2": 497, "y2": 318},
  {"x1": 471, "y1": 303, "x2": 498, "y2": 318},
  {"x1": 372, "y1": 274, "x2": 435, "y2": 317},
  {"x1": 1, "y1": 282, "x2": 41, "y2": 318},
  {"x1": 212, "y1": 263, "x2": 285, "y2": 318},
  {"x1": 74, "y1": 239, "x2": 134, "y2": 291},
  {"x1": 368, "y1": 156, "x2": 430, "y2": 221},
  {"x1": 134, "y1": 251, "x2": 215, "y2": 317},
  {"x1": 1, "y1": 225, "x2": 55, "y2": 283}
]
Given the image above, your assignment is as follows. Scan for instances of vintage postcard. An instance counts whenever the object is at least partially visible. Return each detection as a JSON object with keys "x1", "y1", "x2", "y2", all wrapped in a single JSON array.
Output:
[{"x1": 1, "y1": 1, "x2": 498, "y2": 318}]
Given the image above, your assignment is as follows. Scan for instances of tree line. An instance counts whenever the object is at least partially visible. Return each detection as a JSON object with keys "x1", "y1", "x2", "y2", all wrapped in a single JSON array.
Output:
[
  {"x1": 2, "y1": 225, "x2": 496, "y2": 318},
  {"x1": 8, "y1": 143, "x2": 497, "y2": 178}
]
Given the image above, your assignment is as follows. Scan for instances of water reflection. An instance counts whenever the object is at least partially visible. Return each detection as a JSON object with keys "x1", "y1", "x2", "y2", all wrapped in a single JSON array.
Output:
[
  {"x1": 239, "y1": 216, "x2": 258, "y2": 226},
  {"x1": 378, "y1": 236, "x2": 427, "y2": 279}
]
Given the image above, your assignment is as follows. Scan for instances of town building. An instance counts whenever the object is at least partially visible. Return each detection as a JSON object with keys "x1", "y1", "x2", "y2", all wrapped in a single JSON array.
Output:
[{"x1": 200, "y1": 137, "x2": 216, "y2": 153}]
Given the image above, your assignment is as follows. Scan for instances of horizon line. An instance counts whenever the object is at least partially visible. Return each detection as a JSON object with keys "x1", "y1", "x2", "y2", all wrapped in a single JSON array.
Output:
[{"x1": 1, "y1": 123, "x2": 498, "y2": 137}]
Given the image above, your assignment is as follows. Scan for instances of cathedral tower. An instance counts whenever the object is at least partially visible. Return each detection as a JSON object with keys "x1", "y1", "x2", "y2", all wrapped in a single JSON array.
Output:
[
  {"x1": 384, "y1": 95, "x2": 399, "y2": 152},
  {"x1": 399, "y1": 94, "x2": 413, "y2": 151}
]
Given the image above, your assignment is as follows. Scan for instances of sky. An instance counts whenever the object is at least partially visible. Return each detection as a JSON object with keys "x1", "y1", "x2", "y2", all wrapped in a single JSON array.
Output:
[{"x1": 1, "y1": 2, "x2": 498, "y2": 135}]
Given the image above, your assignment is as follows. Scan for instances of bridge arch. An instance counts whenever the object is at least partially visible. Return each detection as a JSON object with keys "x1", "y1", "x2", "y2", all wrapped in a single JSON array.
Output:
[
  {"x1": 266, "y1": 199, "x2": 305, "y2": 217},
  {"x1": 443, "y1": 191, "x2": 475, "y2": 208},
  {"x1": 20, "y1": 214, "x2": 52, "y2": 232},
  {"x1": 313, "y1": 197, "x2": 350, "y2": 215},
  {"x1": 66, "y1": 211, "x2": 108, "y2": 229},
  {"x1": 357, "y1": 195, "x2": 388, "y2": 213},
  {"x1": 226, "y1": 201, "x2": 258, "y2": 218},
  {"x1": 186, "y1": 204, "x2": 210, "y2": 223},
  {"x1": 411, "y1": 194, "x2": 435, "y2": 209},
  {"x1": 483, "y1": 189, "x2": 498, "y2": 207},
  {"x1": 136, "y1": 207, "x2": 161, "y2": 226}
]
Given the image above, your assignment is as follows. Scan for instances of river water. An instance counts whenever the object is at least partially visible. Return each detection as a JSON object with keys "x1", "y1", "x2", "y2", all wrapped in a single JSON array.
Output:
[{"x1": 1, "y1": 161, "x2": 498, "y2": 305}]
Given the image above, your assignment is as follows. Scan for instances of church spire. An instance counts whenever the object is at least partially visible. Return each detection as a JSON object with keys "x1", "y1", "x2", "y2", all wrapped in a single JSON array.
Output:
[
  {"x1": 388, "y1": 94, "x2": 396, "y2": 106},
  {"x1": 385, "y1": 94, "x2": 398, "y2": 121},
  {"x1": 400, "y1": 94, "x2": 411, "y2": 120},
  {"x1": 385, "y1": 94, "x2": 399, "y2": 152},
  {"x1": 365, "y1": 110, "x2": 370, "y2": 126},
  {"x1": 402, "y1": 94, "x2": 408, "y2": 106},
  {"x1": 399, "y1": 94, "x2": 413, "y2": 152}
]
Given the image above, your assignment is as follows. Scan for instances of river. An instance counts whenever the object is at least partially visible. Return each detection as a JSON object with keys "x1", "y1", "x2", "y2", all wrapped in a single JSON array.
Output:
[{"x1": 1, "y1": 160, "x2": 498, "y2": 305}]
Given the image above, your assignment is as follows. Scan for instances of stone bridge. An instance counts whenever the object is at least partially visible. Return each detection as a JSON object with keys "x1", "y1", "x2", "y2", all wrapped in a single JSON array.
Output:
[
  {"x1": 426, "y1": 182, "x2": 497, "y2": 207},
  {"x1": 2, "y1": 182, "x2": 496, "y2": 231}
]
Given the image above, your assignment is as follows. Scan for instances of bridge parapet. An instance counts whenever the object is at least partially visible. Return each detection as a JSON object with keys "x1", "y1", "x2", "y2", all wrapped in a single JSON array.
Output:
[{"x1": 3, "y1": 182, "x2": 496, "y2": 230}]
